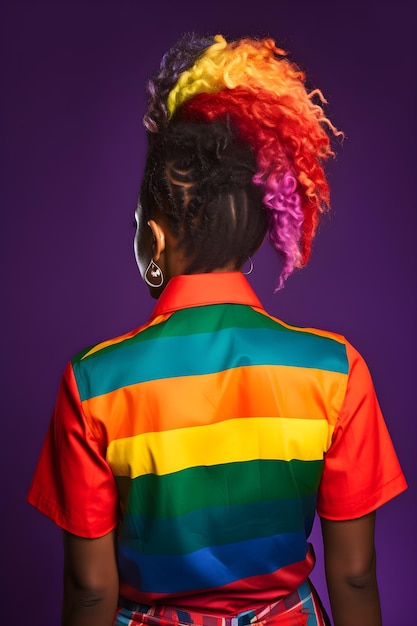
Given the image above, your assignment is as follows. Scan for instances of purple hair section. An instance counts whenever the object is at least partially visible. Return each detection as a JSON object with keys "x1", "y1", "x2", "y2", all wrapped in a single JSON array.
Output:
[
  {"x1": 256, "y1": 170, "x2": 304, "y2": 290},
  {"x1": 143, "y1": 33, "x2": 215, "y2": 132}
]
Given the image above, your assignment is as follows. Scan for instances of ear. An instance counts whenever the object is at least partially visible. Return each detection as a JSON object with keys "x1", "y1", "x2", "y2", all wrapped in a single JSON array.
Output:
[{"x1": 147, "y1": 219, "x2": 166, "y2": 262}]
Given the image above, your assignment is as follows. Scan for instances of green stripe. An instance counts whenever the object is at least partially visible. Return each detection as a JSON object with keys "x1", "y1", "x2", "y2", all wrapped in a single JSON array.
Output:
[
  {"x1": 120, "y1": 496, "x2": 316, "y2": 556},
  {"x1": 116, "y1": 459, "x2": 323, "y2": 518},
  {"x1": 73, "y1": 304, "x2": 342, "y2": 362},
  {"x1": 73, "y1": 305, "x2": 281, "y2": 362},
  {"x1": 73, "y1": 306, "x2": 347, "y2": 401}
]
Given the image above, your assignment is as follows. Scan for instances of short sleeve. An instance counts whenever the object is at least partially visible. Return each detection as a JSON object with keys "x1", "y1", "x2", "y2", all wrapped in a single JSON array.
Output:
[
  {"x1": 317, "y1": 341, "x2": 407, "y2": 520},
  {"x1": 26, "y1": 362, "x2": 119, "y2": 538}
]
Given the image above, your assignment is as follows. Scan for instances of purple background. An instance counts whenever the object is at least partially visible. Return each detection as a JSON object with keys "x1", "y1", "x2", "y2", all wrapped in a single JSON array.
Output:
[{"x1": 2, "y1": 1, "x2": 416, "y2": 624}]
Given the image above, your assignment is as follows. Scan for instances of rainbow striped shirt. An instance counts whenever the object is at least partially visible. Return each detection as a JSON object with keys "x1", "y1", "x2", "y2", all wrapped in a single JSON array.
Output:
[{"x1": 28, "y1": 272, "x2": 407, "y2": 613}]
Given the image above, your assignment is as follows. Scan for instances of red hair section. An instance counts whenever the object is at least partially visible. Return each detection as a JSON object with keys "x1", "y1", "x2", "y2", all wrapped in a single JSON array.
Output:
[{"x1": 179, "y1": 87, "x2": 334, "y2": 271}]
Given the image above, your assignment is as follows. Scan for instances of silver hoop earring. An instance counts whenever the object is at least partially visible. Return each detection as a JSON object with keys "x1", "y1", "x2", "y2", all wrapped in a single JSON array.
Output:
[
  {"x1": 144, "y1": 259, "x2": 164, "y2": 288},
  {"x1": 242, "y1": 257, "x2": 254, "y2": 276}
]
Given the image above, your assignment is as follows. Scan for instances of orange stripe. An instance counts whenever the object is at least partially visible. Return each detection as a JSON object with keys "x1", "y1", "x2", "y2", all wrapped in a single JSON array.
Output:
[{"x1": 82, "y1": 364, "x2": 347, "y2": 445}]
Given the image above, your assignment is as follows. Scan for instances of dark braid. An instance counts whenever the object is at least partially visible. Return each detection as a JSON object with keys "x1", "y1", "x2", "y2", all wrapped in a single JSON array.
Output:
[{"x1": 140, "y1": 118, "x2": 267, "y2": 272}]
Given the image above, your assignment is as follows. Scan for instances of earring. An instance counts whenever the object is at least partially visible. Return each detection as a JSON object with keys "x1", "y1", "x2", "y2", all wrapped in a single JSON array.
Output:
[
  {"x1": 242, "y1": 257, "x2": 254, "y2": 275},
  {"x1": 144, "y1": 259, "x2": 164, "y2": 287}
]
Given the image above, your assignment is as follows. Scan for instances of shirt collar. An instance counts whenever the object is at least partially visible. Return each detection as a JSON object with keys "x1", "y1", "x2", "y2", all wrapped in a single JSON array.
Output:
[{"x1": 150, "y1": 272, "x2": 263, "y2": 319}]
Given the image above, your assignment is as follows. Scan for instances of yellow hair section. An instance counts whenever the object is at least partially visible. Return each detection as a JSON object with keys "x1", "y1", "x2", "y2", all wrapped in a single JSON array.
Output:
[
  {"x1": 166, "y1": 35, "x2": 334, "y2": 134},
  {"x1": 167, "y1": 35, "x2": 228, "y2": 116}
]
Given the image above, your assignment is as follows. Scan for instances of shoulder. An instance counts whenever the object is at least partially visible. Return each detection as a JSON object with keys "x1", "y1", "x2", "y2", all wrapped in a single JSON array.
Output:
[
  {"x1": 265, "y1": 311, "x2": 346, "y2": 344},
  {"x1": 258, "y1": 308, "x2": 351, "y2": 374},
  {"x1": 71, "y1": 319, "x2": 157, "y2": 367},
  {"x1": 68, "y1": 320, "x2": 159, "y2": 402}
]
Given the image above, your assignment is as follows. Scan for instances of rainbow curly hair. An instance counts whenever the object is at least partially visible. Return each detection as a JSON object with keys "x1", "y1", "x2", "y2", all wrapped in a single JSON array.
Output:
[{"x1": 144, "y1": 33, "x2": 342, "y2": 289}]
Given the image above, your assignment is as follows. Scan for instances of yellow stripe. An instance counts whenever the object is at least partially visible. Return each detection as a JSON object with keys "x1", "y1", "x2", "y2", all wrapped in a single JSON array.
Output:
[{"x1": 107, "y1": 417, "x2": 333, "y2": 479}]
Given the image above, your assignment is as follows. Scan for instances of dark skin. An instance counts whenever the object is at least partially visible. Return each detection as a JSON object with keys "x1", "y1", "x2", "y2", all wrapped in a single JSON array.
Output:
[
  {"x1": 321, "y1": 512, "x2": 382, "y2": 625},
  {"x1": 62, "y1": 214, "x2": 383, "y2": 625},
  {"x1": 62, "y1": 530, "x2": 118, "y2": 626},
  {"x1": 134, "y1": 209, "x2": 239, "y2": 299}
]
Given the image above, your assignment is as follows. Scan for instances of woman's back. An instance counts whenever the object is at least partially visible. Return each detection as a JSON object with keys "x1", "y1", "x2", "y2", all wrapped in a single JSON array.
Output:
[{"x1": 35, "y1": 272, "x2": 399, "y2": 615}]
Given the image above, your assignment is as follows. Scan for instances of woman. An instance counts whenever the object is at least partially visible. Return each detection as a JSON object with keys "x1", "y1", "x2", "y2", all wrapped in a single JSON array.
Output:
[{"x1": 27, "y1": 33, "x2": 407, "y2": 626}]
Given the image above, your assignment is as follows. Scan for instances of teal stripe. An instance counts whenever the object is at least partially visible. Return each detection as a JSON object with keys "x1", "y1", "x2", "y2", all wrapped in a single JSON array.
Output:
[
  {"x1": 116, "y1": 459, "x2": 323, "y2": 518},
  {"x1": 74, "y1": 311, "x2": 347, "y2": 401},
  {"x1": 120, "y1": 496, "x2": 316, "y2": 555}
]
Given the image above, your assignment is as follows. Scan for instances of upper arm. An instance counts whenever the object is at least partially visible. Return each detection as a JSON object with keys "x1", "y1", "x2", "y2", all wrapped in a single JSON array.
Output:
[
  {"x1": 321, "y1": 512, "x2": 376, "y2": 581},
  {"x1": 62, "y1": 530, "x2": 119, "y2": 626},
  {"x1": 63, "y1": 529, "x2": 119, "y2": 592}
]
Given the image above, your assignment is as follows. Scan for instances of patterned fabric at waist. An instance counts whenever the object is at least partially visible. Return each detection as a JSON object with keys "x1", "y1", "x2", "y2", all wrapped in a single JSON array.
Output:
[{"x1": 114, "y1": 580, "x2": 330, "y2": 626}]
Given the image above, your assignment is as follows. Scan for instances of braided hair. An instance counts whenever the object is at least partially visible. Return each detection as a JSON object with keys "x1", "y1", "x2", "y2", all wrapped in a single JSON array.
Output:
[{"x1": 140, "y1": 118, "x2": 266, "y2": 273}]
